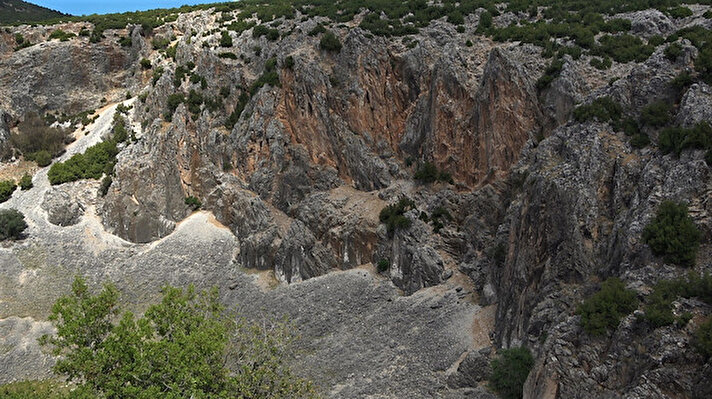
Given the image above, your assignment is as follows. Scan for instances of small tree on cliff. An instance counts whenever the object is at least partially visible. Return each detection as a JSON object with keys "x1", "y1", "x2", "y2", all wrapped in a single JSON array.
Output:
[{"x1": 41, "y1": 277, "x2": 318, "y2": 398}]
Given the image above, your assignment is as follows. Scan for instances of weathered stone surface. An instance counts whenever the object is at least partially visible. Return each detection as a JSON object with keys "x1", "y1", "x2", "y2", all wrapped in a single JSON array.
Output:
[
  {"x1": 41, "y1": 185, "x2": 85, "y2": 226},
  {"x1": 676, "y1": 83, "x2": 712, "y2": 128}
]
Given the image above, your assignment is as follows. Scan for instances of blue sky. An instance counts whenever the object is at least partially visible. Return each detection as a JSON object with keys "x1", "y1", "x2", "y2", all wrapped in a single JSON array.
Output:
[{"x1": 31, "y1": 1, "x2": 222, "y2": 15}]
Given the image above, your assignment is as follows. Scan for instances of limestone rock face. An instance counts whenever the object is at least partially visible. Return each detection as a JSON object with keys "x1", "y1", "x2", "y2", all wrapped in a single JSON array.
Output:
[
  {"x1": 42, "y1": 186, "x2": 85, "y2": 226},
  {"x1": 676, "y1": 83, "x2": 712, "y2": 127},
  {"x1": 3, "y1": 6, "x2": 712, "y2": 398},
  {"x1": 0, "y1": 39, "x2": 139, "y2": 116}
]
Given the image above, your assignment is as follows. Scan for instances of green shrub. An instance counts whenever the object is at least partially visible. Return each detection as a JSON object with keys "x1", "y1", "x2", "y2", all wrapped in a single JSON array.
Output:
[
  {"x1": 694, "y1": 319, "x2": 712, "y2": 359},
  {"x1": 0, "y1": 180, "x2": 17, "y2": 203},
  {"x1": 536, "y1": 59, "x2": 564, "y2": 90},
  {"x1": 573, "y1": 96, "x2": 622, "y2": 123},
  {"x1": 414, "y1": 162, "x2": 453, "y2": 184},
  {"x1": 28, "y1": 150, "x2": 53, "y2": 167},
  {"x1": 152, "y1": 66, "x2": 165, "y2": 86},
  {"x1": 0, "y1": 209, "x2": 27, "y2": 240},
  {"x1": 671, "y1": 71, "x2": 693, "y2": 91},
  {"x1": 641, "y1": 273, "x2": 712, "y2": 328},
  {"x1": 308, "y1": 24, "x2": 326, "y2": 36},
  {"x1": 283, "y1": 55, "x2": 295, "y2": 69},
  {"x1": 640, "y1": 101, "x2": 672, "y2": 127},
  {"x1": 658, "y1": 122, "x2": 712, "y2": 156},
  {"x1": 642, "y1": 201, "x2": 700, "y2": 267},
  {"x1": 665, "y1": 42, "x2": 683, "y2": 61},
  {"x1": 48, "y1": 29, "x2": 75, "y2": 41},
  {"x1": 218, "y1": 52, "x2": 238, "y2": 59},
  {"x1": 489, "y1": 347, "x2": 534, "y2": 399},
  {"x1": 594, "y1": 34, "x2": 654, "y2": 63},
  {"x1": 667, "y1": 6, "x2": 693, "y2": 19},
  {"x1": 19, "y1": 173, "x2": 33, "y2": 191},
  {"x1": 166, "y1": 44, "x2": 177, "y2": 60},
  {"x1": 48, "y1": 141, "x2": 118, "y2": 185},
  {"x1": 648, "y1": 35, "x2": 665, "y2": 47},
  {"x1": 319, "y1": 31, "x2": 342, "y2": 52},
  {"x1": 577, "y1": 277, "x2": 638, "y2": 336},
  {"x1": 250, "y1": 58, "x2": 280, "y2": 95},
  {"x1": 590, "y1": 56, "x2": 612, "y2": 70},
  {"x1": 379, "y1": 197, "x2": 416, "y2": 235},
  {"x1": 219, "y1": 30, "x2": 233, "y2": 47},
  {"x1": 140, "y1": 58, "x2": 152, "y2": 69},
  {"x1": 253, "y1": 24, "x2": 280, "y2": 41},
  {"x1": 151, "y1": 36, "x2": 171, "y2": 49},
  {"x1": 377, "y1": 258, "x2": 390, "y2": 273},
  {"x1": 185, "y1": 196, "x2": 202, "y2": 210}
]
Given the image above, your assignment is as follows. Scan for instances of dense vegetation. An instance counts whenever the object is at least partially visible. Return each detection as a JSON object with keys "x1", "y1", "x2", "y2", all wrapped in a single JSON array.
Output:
[
  {"x1": 37, "y1": 277, "x2": 317, "y2": 398},
  {"x1": 48, "y1": 112, "x2": 130, "y2": 185},
  {"x1": 489, "y1": 347, "x2": 534, "y2": 399},
  {"x1": 642, "y1": 201, "x2": 700, "y2": 267},
  {"x1": 0, "y1": 179, "x2": 17, "y2": 203},
  {"x1": 577, "y1": 277, "x2": 638, "y2": 336},
  {"x1": 413, "y1": 162, "x2": 453, "y2": 184},
  {"x1": 0, "y1": 209, "x2": 28, "y2": 241},
  {"x1": 0, "y1": 0, "x2": 66, "y2": 24}
]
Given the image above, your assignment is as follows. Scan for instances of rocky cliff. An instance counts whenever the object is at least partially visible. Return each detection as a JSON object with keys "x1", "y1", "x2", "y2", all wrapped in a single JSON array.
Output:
[{"x1": 1, "y1": 3, "x2": 712, "y2": 398}]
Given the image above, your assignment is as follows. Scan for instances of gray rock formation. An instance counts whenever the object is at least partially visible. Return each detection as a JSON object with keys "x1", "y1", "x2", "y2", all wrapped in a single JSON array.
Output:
[{"x1": 41, "y1": 186, "x2": 85, "y2": 226}]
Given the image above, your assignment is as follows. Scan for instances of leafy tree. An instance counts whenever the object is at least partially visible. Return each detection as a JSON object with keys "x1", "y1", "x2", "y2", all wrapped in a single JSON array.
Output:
[
  {"x1": 0, "y1": 209, "x2": 28, "y2": 240},
  {"x1": 642, "y1": 201, "x2": 700, "y2": 267},
  {"x1": 40, "y1": 277, "x2": 317, "y2": 398},
  {"x1": 489, "y1": 347, "x2": 534, "y2": 399},
  {"x1": 577, "y1": 277, "x2": 638, "y2": 336},
  {"x1": 139, "y1": 58, "x2": 152, "y2": 69},
  {"x1": 0, "y1": 180, "x2": 17, "y2": 203}
]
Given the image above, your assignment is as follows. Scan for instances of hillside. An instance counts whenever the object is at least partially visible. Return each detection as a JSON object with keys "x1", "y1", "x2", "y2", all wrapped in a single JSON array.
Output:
[
  {"x1": 0, "y1": 0, "x2": 67, "y2": 24},
  {"x1": 0, "y1": 1, "x2": 712, "y2": 398}
]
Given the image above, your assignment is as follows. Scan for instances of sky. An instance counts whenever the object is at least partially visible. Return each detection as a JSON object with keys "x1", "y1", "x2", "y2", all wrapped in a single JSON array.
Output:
[{"x1": 30, "y1": 1, "x2": 222, "y2": 16}]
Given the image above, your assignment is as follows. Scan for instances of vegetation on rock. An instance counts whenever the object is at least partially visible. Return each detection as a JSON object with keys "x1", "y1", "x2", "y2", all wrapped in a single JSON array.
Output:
[
  {"x1": 577, "y1": 277, "x2": 638, "y2": 336},
  {"x1": 642, "y1": 201, "x2": 700, "y2": 267},
  {"x1": 489, "y1": 347, "x2": 534, "y2": 399},
  {"x1": 379, "y1": 197, "x2": 416, "y2": 235}
]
